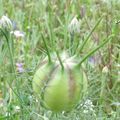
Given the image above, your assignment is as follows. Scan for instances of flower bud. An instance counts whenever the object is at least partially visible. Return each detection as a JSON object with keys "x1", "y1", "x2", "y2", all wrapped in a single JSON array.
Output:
[
  {"x1": 68, "y1": 16, "x2": 80, "y2": 34},
  {"x1": 0, "y1": 15, "x2": 12, "y2": 30}
]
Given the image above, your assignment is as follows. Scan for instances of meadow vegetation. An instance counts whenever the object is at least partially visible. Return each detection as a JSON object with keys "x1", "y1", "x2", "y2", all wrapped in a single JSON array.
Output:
[{"x1": 0, "y1": 0, "x2": 120, "y2": 119}]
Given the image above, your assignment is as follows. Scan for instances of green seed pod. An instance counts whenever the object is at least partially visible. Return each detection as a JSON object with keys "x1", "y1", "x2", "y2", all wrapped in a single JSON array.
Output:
[{"x1": 33, "y1": 53, "x2": 87, "y2": 112}]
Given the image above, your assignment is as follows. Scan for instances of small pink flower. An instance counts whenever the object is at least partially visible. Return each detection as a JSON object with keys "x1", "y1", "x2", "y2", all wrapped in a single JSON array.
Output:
[{"x1": 10, "y1": 30, "x2": 25, "y2": 39}]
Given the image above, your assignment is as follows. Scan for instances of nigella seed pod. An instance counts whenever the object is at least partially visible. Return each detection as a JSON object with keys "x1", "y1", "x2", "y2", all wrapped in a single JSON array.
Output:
[{"x1": 33, "y1": 52, "x2": 87, "y2": 112}]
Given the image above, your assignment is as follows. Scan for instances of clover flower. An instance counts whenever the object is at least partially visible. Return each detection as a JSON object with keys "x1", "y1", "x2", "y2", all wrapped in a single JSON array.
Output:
[{"x1": 81, "y1": 99, "x2": 95, "y2": 114}]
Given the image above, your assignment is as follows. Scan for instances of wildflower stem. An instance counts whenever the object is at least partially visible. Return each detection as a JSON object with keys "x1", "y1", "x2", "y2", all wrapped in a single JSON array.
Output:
[
  {"x1": 41, "y1": 33, "x2": 52, "y2": 63},
  {"x1": 78, "y1": 17, "x2": 102, "y2": 53},
  {"x1": 77, "y1": 35, "x2": 113, "y2": 68},
  {"x1": 70, "y1": 32, "x2": 74, "y2": 55},
  {"x1": 0, "y1": 28, "x2": 16, "y2": 78},
  {"x1": 55, "y1": 50, "x2": 64, "y2": 70}
]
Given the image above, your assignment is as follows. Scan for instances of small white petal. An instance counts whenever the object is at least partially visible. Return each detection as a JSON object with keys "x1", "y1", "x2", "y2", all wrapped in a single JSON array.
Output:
[{"x1": 13, "y1": 30, "x2": 25, "y2": 38}]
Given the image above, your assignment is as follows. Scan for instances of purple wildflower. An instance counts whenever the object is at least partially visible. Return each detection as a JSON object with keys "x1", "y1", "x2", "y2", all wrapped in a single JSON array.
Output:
[
  {"x1": 88, "y1": 56, "x2": 96, "y2": 66},
  {"x1": 88, "y1": 55, "x2": 102, "y2": 67},
  {"x1": 16, "y1": 62, "x2": 24, "y2": 73}
]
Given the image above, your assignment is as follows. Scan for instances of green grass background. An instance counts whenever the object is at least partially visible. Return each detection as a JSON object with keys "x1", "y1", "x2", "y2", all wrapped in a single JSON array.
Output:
[{"x1": 0, "y1": 0, "x2": 120, "y2": 119}]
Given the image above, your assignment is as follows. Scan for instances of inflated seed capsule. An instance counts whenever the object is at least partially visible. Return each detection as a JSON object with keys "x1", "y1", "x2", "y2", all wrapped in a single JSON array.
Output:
[{"x1": 32, "y1": 52, "x2": 87, "y2": 112}]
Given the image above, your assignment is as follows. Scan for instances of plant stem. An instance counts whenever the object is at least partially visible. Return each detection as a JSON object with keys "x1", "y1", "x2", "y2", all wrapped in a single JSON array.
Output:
[
  {"x1": 0, "y1": 28, "x2": 16, "y2": 79},
  {"x1": 70, "y1": 32, "x2": 74, "y2": 55},
  {"x1": 55, "y1": 50, "x2": 64, "y2": 70},
  {"x1": 78, "y1": 17, "x2": 103, "y2": 53},
  {"x1": 77, "y1": 35, "x2": 113, "y2": 68},
  {"x1": 41, "y1": 33, "x2": 52, "y2": 63}
]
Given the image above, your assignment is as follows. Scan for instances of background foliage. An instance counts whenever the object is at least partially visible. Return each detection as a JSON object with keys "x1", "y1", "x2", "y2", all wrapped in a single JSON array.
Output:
[{"x1": 0, "y1": 0, "x2": 120, "y2": 119}]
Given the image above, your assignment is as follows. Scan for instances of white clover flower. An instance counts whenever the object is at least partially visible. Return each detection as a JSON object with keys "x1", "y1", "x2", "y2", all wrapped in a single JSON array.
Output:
[
  {"x1": 10, "y1": 30, "x2": 25, "y2": 39},
  {"x1": 68, "y1": 16, "x2": 80, "y2": 34},
  {"x1": 0, "y1": 15, "x2": 12, "y2": 30},
  {"x1": 84, "y1": 99, "x2": 94, "y2": 107},
  {"x1": 82, "y1": 99, "x2": 95, "y2": 114}
]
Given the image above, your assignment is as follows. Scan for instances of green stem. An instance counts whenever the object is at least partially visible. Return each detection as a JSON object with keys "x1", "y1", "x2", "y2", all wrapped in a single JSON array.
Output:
[
  {"x1": 77, "y1": 35, "x2": 113, "y2": 68},
  {"x1": 41, "y1": 33, "x2": 52, "y2": 63},
  {"x1": 78, "y1": 17, "x2": 103, "y2": 53},
  {"x1": 55, "y1": 50, "x2": 64, "y2": 70},
  {"x1": 70, "y1": 32, "x2": 74, "y2": 55},
  {"x1": 0, "y1": 28, "x2": 16, "y2": 78}
]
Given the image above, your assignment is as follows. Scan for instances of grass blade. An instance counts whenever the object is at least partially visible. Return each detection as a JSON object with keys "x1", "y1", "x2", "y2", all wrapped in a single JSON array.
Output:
[{"x1": 78, "y1": 17, "x2": 103, "y2": 53}]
